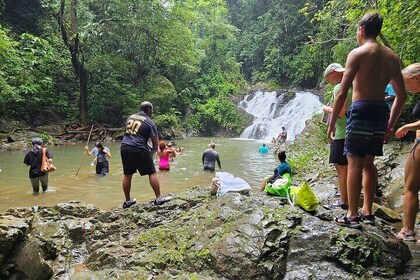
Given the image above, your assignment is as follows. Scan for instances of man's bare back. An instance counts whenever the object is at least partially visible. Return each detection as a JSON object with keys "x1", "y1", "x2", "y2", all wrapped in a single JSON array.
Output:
[
  {"x1": 348, "y1": 42, "x2": 401, "y2": 102},
  {"x1": 327, "y1": 13, "x2": 407, "y2": 228},
  {"x1": 329, "y1": 18, "x2": 406, "y2": 141}
]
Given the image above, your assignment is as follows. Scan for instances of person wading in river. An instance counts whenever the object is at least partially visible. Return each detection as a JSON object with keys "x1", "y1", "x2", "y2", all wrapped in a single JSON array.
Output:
[
  {"x1": 202, "y1": 143, "x2": 221, "y2": 172},
  {"x1": 84, "y1": 141, "x2": 111, "y2": 176},
  {"x1": 24, "y1": 137, "x2": 54, "y2": 194}
]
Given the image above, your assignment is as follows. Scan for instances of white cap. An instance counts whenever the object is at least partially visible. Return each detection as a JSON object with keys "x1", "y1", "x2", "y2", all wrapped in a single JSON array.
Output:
[{"x1": 324, "y1": 63, "x2": 345, "y2": 77}]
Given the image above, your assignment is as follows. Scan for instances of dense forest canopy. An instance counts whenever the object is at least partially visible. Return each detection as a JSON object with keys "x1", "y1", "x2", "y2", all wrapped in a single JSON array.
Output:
[{"x1": 0, "y1": 0, "x2": 419, "y2": 136}]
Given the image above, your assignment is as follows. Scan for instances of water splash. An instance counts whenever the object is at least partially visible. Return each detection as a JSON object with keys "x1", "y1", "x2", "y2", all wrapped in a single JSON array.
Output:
[{"x1": 238, "y1": 91, "x2": 322, "y2": 141}]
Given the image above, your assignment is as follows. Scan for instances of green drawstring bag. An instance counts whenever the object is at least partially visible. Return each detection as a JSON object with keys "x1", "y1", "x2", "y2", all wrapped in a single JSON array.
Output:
[
  {"x1": 289, "y1": 181, "x2": 319, "y2": 211},
  {"x1": 265, "y1": 173, "x2": 292, "y2": 197}
]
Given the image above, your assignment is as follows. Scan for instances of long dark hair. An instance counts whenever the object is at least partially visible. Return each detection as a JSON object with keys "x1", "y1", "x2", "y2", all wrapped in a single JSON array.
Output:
[{"x1": 95, "y1": 142, "x2": 104, "y2": 153}]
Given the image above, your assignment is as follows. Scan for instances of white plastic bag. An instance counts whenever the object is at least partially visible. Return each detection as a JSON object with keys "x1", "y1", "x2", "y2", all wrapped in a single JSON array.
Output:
[{"x1": 215, "y1": 172, "x2": 251, "y2": 196}]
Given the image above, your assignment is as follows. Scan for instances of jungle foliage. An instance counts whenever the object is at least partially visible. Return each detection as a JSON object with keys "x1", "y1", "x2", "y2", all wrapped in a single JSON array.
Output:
[{"x1": 0, "y1": 0, "x2": 419, "y2": 135}]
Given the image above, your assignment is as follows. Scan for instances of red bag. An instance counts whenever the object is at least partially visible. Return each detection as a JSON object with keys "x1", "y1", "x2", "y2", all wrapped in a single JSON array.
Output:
[{"x1": 41, "y1": 148, "x2": 56, "y2": 172}]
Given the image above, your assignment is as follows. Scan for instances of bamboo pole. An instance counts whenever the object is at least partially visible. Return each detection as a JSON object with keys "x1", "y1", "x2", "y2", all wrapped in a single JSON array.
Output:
[{"x1": 75, "y1": 125, "x2": 94, "y2": 176}]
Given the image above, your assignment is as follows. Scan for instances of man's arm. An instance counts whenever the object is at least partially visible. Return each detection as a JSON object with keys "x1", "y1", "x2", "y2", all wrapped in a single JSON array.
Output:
[
  {"x1": 202, "y1": 153, "x2": 205, "y2": 165},
  {"x1": 386, "y1": 59, "x2": 407, "y2": 143},
  {"x1": 328, "y1": 51, "x2": 358, "y2": 140},
  {"x1": 216, "y1": 156, "x2": 221, "y2": 169},
  {"x1": 151, "y1": 136, "x2": 159, "y2": 152}
]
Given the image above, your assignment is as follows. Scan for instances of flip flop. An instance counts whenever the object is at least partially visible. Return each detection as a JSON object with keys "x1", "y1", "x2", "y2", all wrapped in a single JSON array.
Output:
[
  {"x1": 323, "y1": 201, "x2": 348, "y2": 210},
  {"x1": 395, "y1": 229, "x2": 417, "y2": 242},
  {"x1": 335, "y1": 215, "x2": 362, "y2": 229}
]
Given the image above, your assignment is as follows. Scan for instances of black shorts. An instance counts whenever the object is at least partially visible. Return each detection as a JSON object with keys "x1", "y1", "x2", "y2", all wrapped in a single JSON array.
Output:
[
  {"x1": 329, "y1": 139, "x2": 348, "y2": 165},
  {"x1": 120, "y1": 145, "x2": 156, "y2": 176}
]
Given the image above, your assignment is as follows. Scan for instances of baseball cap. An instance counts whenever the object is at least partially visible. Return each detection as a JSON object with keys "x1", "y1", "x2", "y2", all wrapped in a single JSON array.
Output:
[{"x1": 324, "y1": 63, "x2": 345, "y2": 77}]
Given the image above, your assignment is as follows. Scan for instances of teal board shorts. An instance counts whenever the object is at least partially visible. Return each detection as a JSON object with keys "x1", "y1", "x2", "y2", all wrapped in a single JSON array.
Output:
[{"x1": 345, "y1": 100, "x2": 389, "y2": 157}]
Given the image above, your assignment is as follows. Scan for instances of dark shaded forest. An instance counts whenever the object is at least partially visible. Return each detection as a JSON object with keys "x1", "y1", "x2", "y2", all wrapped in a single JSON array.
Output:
[{"x1": 0, "y1": 0, "x2": 419, "y2": 136}]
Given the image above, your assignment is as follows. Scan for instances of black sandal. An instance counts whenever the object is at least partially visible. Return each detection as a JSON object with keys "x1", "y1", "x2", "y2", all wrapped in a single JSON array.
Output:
[
  {"x1": 335, "y1": 215, "x2": 362, "y2": 229},
  {"x1": 359, "y1": 212, "x2": 375, "y2": 225}
]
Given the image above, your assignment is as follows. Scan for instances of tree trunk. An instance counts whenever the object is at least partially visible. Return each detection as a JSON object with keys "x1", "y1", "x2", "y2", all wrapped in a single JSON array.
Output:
[
  {"x1": 79, "y1": 64, "x2": 88, "y2": 126},
  {"x1": 55, "y1": 0, "x2": 88, "y2": 126}
]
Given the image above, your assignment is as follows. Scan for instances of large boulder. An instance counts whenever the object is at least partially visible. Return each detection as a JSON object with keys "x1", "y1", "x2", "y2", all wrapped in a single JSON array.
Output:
[{"x1": 0, "y1": 188, "x2": 417, "y2": 279}]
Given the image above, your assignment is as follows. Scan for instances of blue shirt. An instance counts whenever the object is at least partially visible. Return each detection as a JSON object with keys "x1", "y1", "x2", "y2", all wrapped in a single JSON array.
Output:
[
  {"x1": 277, "y1": 161, "x2": 291, "y2": 176},
  {"x1": 259, "y1": 146, "x2": 269, "y2": 154},
  {"x1": 385, "y1": 84, "x2": 395, "y2": 109},
  {"x1": 90, "y1": 147, "x2": 110, "y2": 163}
]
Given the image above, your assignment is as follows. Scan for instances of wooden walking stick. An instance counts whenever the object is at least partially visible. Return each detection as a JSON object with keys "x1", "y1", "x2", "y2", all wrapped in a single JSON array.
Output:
[{"x1": 75, "y1": 125, "x2": 94, "y2": 176}]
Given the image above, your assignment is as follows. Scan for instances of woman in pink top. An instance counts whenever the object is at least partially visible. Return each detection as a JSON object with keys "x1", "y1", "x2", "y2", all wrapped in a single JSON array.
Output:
[{"x1": 157, "y1": 141, "x2": 176, "y2": 171}]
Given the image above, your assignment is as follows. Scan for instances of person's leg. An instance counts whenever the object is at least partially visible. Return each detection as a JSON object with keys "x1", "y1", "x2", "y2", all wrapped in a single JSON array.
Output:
[
  {"x1": 100, "y1": 162, "x2": 109, "y2": 175},
  {"x1": 260, "y1": 177, "x2": 270, "y2": 191},
  {"x1": 123, "y1": 174, "x2": 133, "y2": 201},
  {"x1": 39, "y1": 173, "x2": 49, "y2": 192},
  {"x1": 30, "y1": 177, "x2": 40, "y2": 193},
  {"x1": 361, "y1": 155, "x2": 376, "y2": 216},
  {"x1": 148, "y1": 172, "x2": 161, "y2": 198},
  {"x1": 346, "y1": 155, "x2": 365, "y2": 218},
  {"x1": 335, "y1": 164, "x2": 348, "y2": 205},
  {"x1": 95, "y1": 162, "x2": 101, "y2": 174},
  {"x1": 402, "y1": 152, "x2": 420, "y2": 232}
]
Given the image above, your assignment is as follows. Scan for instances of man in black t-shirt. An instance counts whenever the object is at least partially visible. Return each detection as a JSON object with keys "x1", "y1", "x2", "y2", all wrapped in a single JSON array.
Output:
[{"x1": 120, "y1": 101, "x2": 171, "y2": 208}]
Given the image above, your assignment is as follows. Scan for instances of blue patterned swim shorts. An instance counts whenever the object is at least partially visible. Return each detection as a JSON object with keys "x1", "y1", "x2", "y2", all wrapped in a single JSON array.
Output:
[{"x1": 345, "y1": 100, "x2": 389, "y2": 157}]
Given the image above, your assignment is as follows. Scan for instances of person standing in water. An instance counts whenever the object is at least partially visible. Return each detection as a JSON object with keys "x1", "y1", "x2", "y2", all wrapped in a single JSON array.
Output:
[
  {"x1": 202, "y1": 143, "x2": 221, "y2": 172},
  {"x1": 84, "y1": 141, "x2": 111, "y2": 176},
  {"x1": 157, "y1": 140, "x2": 176, "y2": 171},
  {"x1": 394, "y1": 63, "x2": 420, "y2": 241},
  {"x1": 328, "y1": 13, "x2": 406, "y2": 229},
  {"x1": 258, "y1": 143, "x2": 269, "y2": 154},
  {"x1": 120, "y1": 101, "x2": 172, "y2": 208},
  {"x1": 24, "y1": 137, "x2": 53, "y2": 194}
]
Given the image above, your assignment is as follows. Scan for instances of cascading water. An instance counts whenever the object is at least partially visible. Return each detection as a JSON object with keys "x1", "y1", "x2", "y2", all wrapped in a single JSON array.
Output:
[{"x1": 238, "y1": 90, "x2": 322, "y2": 141}]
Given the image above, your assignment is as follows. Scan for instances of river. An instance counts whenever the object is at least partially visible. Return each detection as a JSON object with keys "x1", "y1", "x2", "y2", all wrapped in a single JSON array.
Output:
[{"x1": 0, "y1": 137, "x2": 280, "y2": 212}]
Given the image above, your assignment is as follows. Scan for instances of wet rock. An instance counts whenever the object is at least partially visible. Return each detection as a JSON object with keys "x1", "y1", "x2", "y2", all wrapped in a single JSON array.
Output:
[
  {"x1": 54, "y1": 201, "x2": 102, "y2": 218},
  {"x1": 5, "y1": 239, "x2": 53, "y2": 280},
  {"x1": 373, "y1": 203, "x2": 402, "y2": 222},
  {"x1": 0, "y1": 188, "x2": 416, "y2": 279},
  {"x1": 0, "y1": 213, "x2": 31, "y2": 268}
]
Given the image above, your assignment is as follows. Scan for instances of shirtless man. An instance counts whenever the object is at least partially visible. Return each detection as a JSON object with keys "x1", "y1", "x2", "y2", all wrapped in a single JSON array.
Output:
[{"x1": 327, "y1": 13, "x2": 406, "y2": 228}]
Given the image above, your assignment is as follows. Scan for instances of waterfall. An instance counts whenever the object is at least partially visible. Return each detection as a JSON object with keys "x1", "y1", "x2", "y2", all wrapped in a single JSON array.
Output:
[{"x1": 238, "y1": 90, "x2": 322, "y2": 141}]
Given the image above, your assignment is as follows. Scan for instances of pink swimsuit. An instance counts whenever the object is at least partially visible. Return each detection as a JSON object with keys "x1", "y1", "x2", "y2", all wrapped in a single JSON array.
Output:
[{"x1": 159, "y1": 153, "x2": 170, "y2": 170}]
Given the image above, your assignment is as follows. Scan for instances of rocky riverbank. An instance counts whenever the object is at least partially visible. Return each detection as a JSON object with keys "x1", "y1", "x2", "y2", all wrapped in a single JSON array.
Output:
[{"x1": 1, "y1": 117, "x2": 419, "y2": 279}]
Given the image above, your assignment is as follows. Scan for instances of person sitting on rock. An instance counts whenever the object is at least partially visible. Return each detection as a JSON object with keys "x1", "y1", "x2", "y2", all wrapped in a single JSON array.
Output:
[
  {"x1": 276, "y1": 127, "x2": 287, "y2": 143},
  {"x1": 260, "y1": 151, "x2": 291, "y2": 191}
]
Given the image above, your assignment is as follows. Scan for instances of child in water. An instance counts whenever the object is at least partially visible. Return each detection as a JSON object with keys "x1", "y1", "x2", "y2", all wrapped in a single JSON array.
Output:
[{"x1": 157, "y1": 141, "x2": 176, "y2": 171}]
